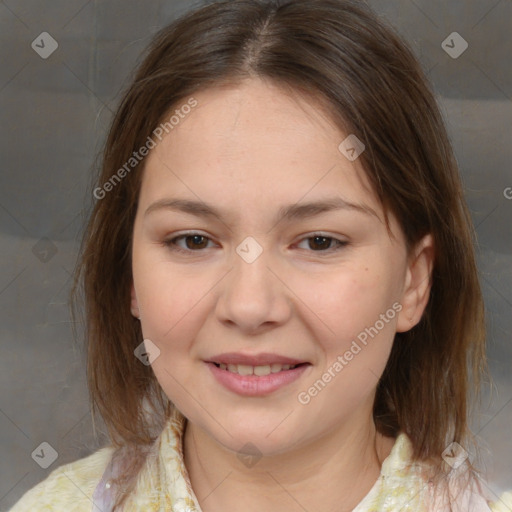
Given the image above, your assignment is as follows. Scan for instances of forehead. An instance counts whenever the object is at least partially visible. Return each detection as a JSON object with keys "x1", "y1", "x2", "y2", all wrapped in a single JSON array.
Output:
[{"x1": 139, "y1": 78, "x2": 382, "y2": 222}]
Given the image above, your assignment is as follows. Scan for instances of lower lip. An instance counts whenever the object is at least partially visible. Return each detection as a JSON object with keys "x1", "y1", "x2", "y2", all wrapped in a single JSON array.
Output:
[{"x1": 206, "y1": 362, "x2": 310, "y2": 396}]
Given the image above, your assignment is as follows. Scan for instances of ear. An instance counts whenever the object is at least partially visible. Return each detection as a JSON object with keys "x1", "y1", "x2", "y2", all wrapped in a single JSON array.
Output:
[
  {"x1": 396, "y1": 233, "x2": 435, "y2": 333},
  {"x1": 130, "y1": 283, "x2": 140, "y2": 319}
]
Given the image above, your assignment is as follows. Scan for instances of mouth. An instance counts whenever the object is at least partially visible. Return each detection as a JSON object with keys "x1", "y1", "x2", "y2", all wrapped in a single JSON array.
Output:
[
  {"x1": 205, "y1": 354, "x2": 312, "y2": 396},
  {"x1": 211, "y1": 362, "x2": 308, "y2": 376}
]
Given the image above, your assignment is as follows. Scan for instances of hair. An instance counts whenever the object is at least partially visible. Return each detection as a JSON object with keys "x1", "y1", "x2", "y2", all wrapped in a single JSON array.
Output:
[{"x1": 71, "y1": 0, "x2": 489, "y2": 509}]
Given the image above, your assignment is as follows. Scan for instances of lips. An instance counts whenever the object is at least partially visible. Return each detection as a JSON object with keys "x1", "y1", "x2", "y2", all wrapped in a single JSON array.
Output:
[{"x1": 205, "y1": 352, "x2": 311, "y2": 396}]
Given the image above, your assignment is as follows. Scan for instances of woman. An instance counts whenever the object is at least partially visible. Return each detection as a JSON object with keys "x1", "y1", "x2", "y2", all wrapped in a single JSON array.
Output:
[{"x1": 10, "y1": 1, "x2": 512, "y2": 510}]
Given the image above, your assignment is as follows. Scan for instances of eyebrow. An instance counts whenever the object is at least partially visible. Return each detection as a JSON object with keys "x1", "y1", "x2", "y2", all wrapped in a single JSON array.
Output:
[{"x1": 144, "y1": 196, "x2": 379, "y2": 225}]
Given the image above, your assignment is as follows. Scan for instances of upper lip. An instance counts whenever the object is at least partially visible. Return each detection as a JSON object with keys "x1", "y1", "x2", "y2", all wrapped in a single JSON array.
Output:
[{"x1": 206, "y1": 352, "x2": 308, "y2": 366}]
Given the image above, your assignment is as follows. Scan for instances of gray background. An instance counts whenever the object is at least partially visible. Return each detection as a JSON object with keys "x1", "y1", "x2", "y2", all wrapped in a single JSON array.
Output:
[{"x1": 1, "y1": 0, "x2": 511, "y2": 510}]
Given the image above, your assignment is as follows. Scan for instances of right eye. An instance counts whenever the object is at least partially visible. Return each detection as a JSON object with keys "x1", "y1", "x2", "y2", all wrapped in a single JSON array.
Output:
[{"x1": 162, "y1": 232, "x2": 216, "y2": 254}]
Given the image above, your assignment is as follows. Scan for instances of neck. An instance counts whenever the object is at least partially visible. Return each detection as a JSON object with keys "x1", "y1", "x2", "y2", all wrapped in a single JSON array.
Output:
[{"x1": 183, "y1": 404, "x2": 395, "y2": 512}]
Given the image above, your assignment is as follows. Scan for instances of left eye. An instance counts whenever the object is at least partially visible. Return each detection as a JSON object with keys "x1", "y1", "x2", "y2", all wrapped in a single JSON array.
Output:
[
  {"x1": 296, "y1": 235, "x2": 348, "y2": 252},
  {"x1": 163, "y1": 233, "x2": 348, "y2": 254}
]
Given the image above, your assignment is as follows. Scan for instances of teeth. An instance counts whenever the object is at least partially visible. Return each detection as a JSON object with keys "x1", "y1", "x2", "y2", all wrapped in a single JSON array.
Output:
[
  {"x1": 254, "y1": 365, "x2": 271, "y2": 376},
  {"x1": 217, "y1": 363, "x2": 298, "y2": 375},
  {"x1": 237, "y1": 364, "x2": 253, "y2": 376}
]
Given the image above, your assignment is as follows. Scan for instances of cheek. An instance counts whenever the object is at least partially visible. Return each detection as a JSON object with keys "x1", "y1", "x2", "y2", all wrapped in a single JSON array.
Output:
[
  {"x1": 300, "y1": 261, "x2": 397, "y2": 349},
  {"x1": 132, "y1": 251, "x2": 209, "y2": 349},
  {"x1": 133, "y1": 262, "x2": 208, "y2": 405},
  {"x1": 298, "y1": 268, "x2": 398, "y2": 413}
]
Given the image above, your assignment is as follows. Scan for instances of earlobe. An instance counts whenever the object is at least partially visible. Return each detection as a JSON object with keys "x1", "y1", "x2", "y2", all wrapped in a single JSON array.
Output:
[
  {"x1": 130, "y1": 283, "x2": 140, "y2": 319},
  {"x1": 396, "y1": 234, "x2": 435, "y2": 333}
]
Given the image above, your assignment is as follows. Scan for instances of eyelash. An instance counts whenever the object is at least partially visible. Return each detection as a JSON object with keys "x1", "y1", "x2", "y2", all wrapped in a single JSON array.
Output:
[{"x1": 162, "y1": 232, "x2": 349, "y2": 255}]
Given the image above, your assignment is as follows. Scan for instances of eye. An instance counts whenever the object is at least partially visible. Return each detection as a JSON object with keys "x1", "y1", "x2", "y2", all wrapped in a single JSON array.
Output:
[
  {"x1": 163, "y1": 233, "x2": 215, "y2": 253},
  {"x1": 296, "y1": 234, "x2": 348, "y2": 253}
]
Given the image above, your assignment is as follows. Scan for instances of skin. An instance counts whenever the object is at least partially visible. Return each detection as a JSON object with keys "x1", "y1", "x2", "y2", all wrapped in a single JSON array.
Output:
[{"x1": 130, "y1": 77, "x2": 434, "y2": 512}]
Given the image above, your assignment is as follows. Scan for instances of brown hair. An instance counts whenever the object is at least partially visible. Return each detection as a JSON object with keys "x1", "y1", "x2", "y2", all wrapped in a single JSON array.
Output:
[{"x1": 71, "y1": 0, "x2": 488, "y2": 508}]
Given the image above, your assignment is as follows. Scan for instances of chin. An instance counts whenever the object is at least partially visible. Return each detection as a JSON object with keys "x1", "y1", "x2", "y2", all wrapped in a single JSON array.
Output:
[{"x1": 208, "y1": 416, "x2": 304, "y2": 456}]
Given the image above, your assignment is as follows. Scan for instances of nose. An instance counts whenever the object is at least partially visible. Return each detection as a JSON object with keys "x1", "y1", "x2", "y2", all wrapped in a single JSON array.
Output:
[{"x1": 215, "y1": 237, "x2": 292, "y2": 334}]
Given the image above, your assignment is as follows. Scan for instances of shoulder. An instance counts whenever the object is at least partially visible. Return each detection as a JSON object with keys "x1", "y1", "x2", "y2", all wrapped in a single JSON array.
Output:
[
  {"x1": 427, "y1": 456, "x2": 512, "y2": 512},
  {"x1": 378, "y1": 433, "x2": 512, "y2": 512},
  {"x1": 489, "y1": 491, "x2": 512, "y2": 512},
  {"x1": 8, "y1": 445, "x2": 115, "y2": 512}
]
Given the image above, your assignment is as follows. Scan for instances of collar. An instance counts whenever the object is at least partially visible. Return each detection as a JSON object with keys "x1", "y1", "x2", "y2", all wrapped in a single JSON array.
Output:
[
  {"x1": 123, "y1": 408, "x2": 490, "y2": 512},
  {"x1": 155, "y1": 408, "x2": 420, "y2": 512}
]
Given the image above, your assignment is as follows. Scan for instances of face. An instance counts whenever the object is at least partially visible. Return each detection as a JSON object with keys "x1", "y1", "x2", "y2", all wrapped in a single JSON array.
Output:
[{"x1": 130, "y1": 77, "x2": 433, "y2": 456}]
